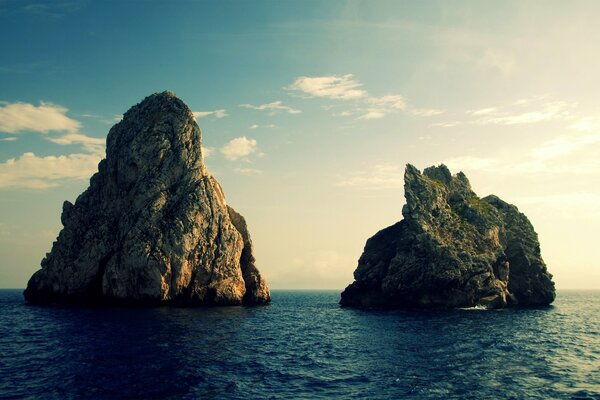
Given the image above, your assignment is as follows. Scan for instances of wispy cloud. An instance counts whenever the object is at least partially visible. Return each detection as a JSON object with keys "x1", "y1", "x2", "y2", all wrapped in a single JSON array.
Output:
[
  {"x1": 0, "y1": 100, "x2": 106, "y2": 155},
  {"x1": 430, "y1": 121, "x2": 460, "y2": 128},
  {"x1": 358, "y1": 110, "x2": 387, "y2": 120},
  {"x1": 442, "y1": 156, "x2": 500, "y2": 172},
  {"x1": 81, "y1": 113, "x2": 124, "y2": 125},
  {"x1": 288, "y1": 74, "x2": 367, "y2": 100},
  {"x1": 0, "y1": 137, "x2": 17, "y2": 142},
  {"x1": 0, "y1": 100, "x2": 110, "y2": 190},
  {"x1": 433, "y1": 97, "x2": 579, "y2": 128},
  {"x1": 233, "y1": 167, "x2": 262, "y2": 176},
  {"x1": 240, "y1": 101, "x2": 301, "y2": 115},
  {"x1": 471, "y1": 99, "x2": 576, "y2": 126},
  {"x1": 532, "y1": 132, "x2": 600, "y2": 160},
  {"x1": 220, "y1": 136, "x2": 258, "y2": 160},
  {"x1": 568, "y1": 117, "x2": 600, "y2": 132},
  {"x1": 46, "y1": 132, "x2": 105, "y2": 155},
  {"x1": 0, "y1": 101, "x2": 81, "y2": 134},
  {"x1": 201, "y1": 146, "x2": 214, "y2": 158},
  {"x1": 336, "y1": 164, "x2": 404, "y2": 189},
  {"x1": 249, "y1": 123, "x2": 276, "y2": 129},
  {"x1": 340, "y1": 127, "x2": 600, "y2": 192},
  {"x1": 367, "y1": 95, "x2": 406, "y2": 110},
  {"x1": 288, "y1": 74, "x2": 437, "y2": 121},
  {"x1": 332, "y1": 111, "x2": 352, "y2": 117},
  {"x1": 14, "y1": 1, "x2": 84, "y2": 18},
  {"x1": 469, "y1": 107, "x2": 498, "y2": 116},
  {"x1": 512, "y1": 193, "x2": 600, "y2": 219},
  {"x1": 358, "y1": 95, "x2": 407, "y2": 120},
  {"x1": 0, "y1": 152, "x2": 101, "y2": 190},
  {"x1": 444, "y1": 129, "x2": 600, "y2": 177},
  {"x1": 408, "y1": 108, "x2": 445, "y2": 117},
  {"x1": 192, "y1": 109, "x2": 228, "y2": 120}
]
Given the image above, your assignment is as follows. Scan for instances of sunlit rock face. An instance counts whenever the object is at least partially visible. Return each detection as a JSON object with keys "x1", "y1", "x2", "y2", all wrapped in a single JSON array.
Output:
[
  {"x1": 24, "y1": 92, "x2": 270, "y2": 306},
  {"x1": 340, "y1": 164, "x2": 555, "y2": 309}
]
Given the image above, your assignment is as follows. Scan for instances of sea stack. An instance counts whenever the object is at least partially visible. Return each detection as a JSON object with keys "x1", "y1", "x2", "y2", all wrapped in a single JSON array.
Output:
[
  {"x1": 340, "y1": 164, "x2": 555, "y2": 309},
  {"x1": 24, "y1": 91, "x2": 270, "y2": 306}
]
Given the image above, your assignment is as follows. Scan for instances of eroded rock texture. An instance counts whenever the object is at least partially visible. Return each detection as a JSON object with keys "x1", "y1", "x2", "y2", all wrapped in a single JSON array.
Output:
[
  {"x1": 340, "y1": 164, "x2": 555, "y2": 309},
  {"x1": 24, "y1": 91, "x2": 270, "y2": 306}
]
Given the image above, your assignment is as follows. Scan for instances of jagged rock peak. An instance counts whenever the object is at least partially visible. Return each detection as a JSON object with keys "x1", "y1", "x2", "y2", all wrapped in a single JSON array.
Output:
[
  {"x1": 340, "y1": 163, "x2": 555, "y2": 309},
  {"x1": 24, "y1": 91, "x2": 270, "y2": 306}
]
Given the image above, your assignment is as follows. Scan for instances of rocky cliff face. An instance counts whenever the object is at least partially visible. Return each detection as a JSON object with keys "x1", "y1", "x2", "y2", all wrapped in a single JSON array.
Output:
[
  {"x1": 24, "y1": 91, "x2": 270, "y2": 306},
  {"x1": 340, "y1": 164, "x2": 555, "y2": 309}
]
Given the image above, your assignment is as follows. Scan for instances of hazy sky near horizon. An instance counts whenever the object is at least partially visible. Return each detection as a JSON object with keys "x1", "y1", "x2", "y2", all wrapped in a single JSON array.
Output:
[{"x1": 1, "y1": 0, "x2": 599, "y2": 289}]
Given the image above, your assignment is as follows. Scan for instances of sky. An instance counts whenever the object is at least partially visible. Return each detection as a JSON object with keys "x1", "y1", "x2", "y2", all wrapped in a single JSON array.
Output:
[{"x1": 1, "y1": 0, "x2": 599, "y2": 290}]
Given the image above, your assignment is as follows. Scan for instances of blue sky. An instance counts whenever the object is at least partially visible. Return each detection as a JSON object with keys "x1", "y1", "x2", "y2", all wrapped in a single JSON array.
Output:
[{"x1": 1, "y1": 0, "x2": 599, "y2": 289}]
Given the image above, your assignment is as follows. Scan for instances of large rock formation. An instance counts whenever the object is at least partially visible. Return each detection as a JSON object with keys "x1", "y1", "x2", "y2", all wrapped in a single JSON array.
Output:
[
  {"x1": 340, "y1": 164, "x2": 555, "y2": 309},
  {"x1": 24, "y1": 92, "x2": 270, "y2": 306}
]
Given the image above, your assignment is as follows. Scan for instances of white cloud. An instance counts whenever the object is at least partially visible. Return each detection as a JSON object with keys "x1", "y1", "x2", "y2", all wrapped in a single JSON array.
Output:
[
  {"x1": 513, "y1": 193, "x2": 600, "y2": 219},
  {"x1": 358, "y1": 110, "x2": 387, "y2": 120},
  {"x1": 409, "y1": 108, "x2": 445, "y2": 117},
  {"x1": 336, "y1": 164, "x2": 404, "y2": 189},
  {"x1": 0, "y1": 100, "x2": 109, "y2": 190},
  {"x1": 249, "y1": 123, "x2": 276, "y2": 129},
  {"x1": 357, "y1": 95, "x2": 407, "y2": 120},
  {"x1": 192, "y1": 109, "x2": 228, "y2": 120},
  {"x1": 220, "y1": 136, "x2": 258, "y2": 160},
  {"x1": 472, "y1": 99, "x2": 575, "y2": 126},
  {"x1": 201, "y1": 146, "x2": 214, "y2": 158},
  {"x1": 240, "y1": 101, "x2": 301, "y2": 115},
  {"x1": 480, "y1": 111, "x2": 558, "y2": 125},
  {"x1": 288, "y1": 74, "x2": 367, "y2": 100},
  {"x1": 469, "y1": 107, "x2": 498, "y2": 116},
  {"x1": 443, "y1": 156, "x2": 499, "y2": 171},
  {"x1": 568, "y1": 117, "x2": 600, "y2": 132},
  {"x1": 80, "y1": 112, "x2": 121, "y2": 125},
  {"x1": 0, "y1": 152, "x2": 101, "y2": 189},
  {"x1": 333, "y1": 111, "x2": 352, "y2": 117},
  {"x1": 0, "y1": 137, "x2": 17, "y2": 142},
  {"x1": 443, "y1": 131, "x2": 600, "y2": 177},
  {"x1": 430, "y1": 97, "x2": 581, "y2": 129},
  {"x1": 430, "y1": 121, "x2": 460, "y2": 128},
  {"x1": 234, "y1": 167, "x2": 262, "y2": 176},
  {"x1": 288, "y1": 73, "x2": 428, "y2": 121},
  {"x1": 532, "y1": 132, "x2": 600, "y2": 160},
  {"x1": 46, "y1": 132, "x2": 105, "y2": 154},
  {"x1": 0, "y1": 101, "x2": 81, "y2": 134},
  {"x1": 367, "y1": 95, "x2": 406, "y2": 110}
]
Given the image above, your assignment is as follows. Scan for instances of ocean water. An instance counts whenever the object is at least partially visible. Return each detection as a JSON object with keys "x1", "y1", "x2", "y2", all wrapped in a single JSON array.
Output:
[{"x1": 0, "y1": 290, "x2": 598, "y2": 399}]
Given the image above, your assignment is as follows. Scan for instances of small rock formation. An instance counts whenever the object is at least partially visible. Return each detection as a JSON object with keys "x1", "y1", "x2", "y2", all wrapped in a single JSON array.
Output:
[
  {"x1": 24, "y1": 91, "x2": 270, "y2": 306},
  {"x1": 340, "y1": 164, "x2": 555, "y2": 309}
]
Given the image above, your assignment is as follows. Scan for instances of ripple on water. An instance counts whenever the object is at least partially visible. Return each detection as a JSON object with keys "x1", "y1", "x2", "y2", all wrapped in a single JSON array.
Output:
[{"x1": 0, "y1": 289, "x2": 598, "y2": 399}]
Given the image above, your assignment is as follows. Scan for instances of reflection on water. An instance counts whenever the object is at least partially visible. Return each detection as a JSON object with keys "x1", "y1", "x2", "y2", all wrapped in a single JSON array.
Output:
[{"x1": 0, "y1": 290, "x2": 598, "y2": 399}]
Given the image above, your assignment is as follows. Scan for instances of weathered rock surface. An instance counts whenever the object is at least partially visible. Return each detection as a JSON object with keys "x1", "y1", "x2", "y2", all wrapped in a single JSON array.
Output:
[
  {"x1": 340, "y1": 164, "x2": 555, "y2": 309},
  {"x1": 24, "y1": 91, "x2": 270, "y2": 306}
]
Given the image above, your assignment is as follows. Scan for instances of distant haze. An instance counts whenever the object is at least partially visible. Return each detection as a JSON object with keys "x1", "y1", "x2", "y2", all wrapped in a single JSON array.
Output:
[{"x1": 1, "y1": 1, "x2": 599, "y2": 289}]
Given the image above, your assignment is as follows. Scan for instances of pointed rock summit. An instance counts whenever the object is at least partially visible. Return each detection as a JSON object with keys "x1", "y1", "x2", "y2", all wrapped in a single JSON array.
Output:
[
  {"x1": 340, "y1": 164, "x2": 555, "y2": 309},
  {"x1": 24, "y1": 91, "x2": 270, "y2": 306}
]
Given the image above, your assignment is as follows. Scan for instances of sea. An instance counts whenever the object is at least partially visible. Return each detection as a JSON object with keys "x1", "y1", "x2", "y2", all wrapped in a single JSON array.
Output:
[{"x1": 0, "y1": 289, "x2": 598, "y2": 399}]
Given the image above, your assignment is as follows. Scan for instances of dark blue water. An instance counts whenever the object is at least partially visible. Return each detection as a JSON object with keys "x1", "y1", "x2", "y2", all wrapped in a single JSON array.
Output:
[{"x1": 0, "y1": 290, "x2": 598, "y2": 399}]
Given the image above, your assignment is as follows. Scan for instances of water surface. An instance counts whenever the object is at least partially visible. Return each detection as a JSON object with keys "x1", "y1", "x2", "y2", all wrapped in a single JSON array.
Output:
[{"x1": 0, "y1": 290, "x2": 598, "y2": 399}]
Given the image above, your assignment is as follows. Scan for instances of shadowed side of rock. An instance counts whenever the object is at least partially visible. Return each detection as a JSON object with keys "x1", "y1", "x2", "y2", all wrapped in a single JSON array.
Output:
[
  {"x1": 340, "y1": 164, "x2": 555, "y2": 309},
  {"x1": 227, "y1": 206, "x2": 271, "y2": 305},
  {"x1": 24, "y1": 91, "x2": 270, "y2": 306}
]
